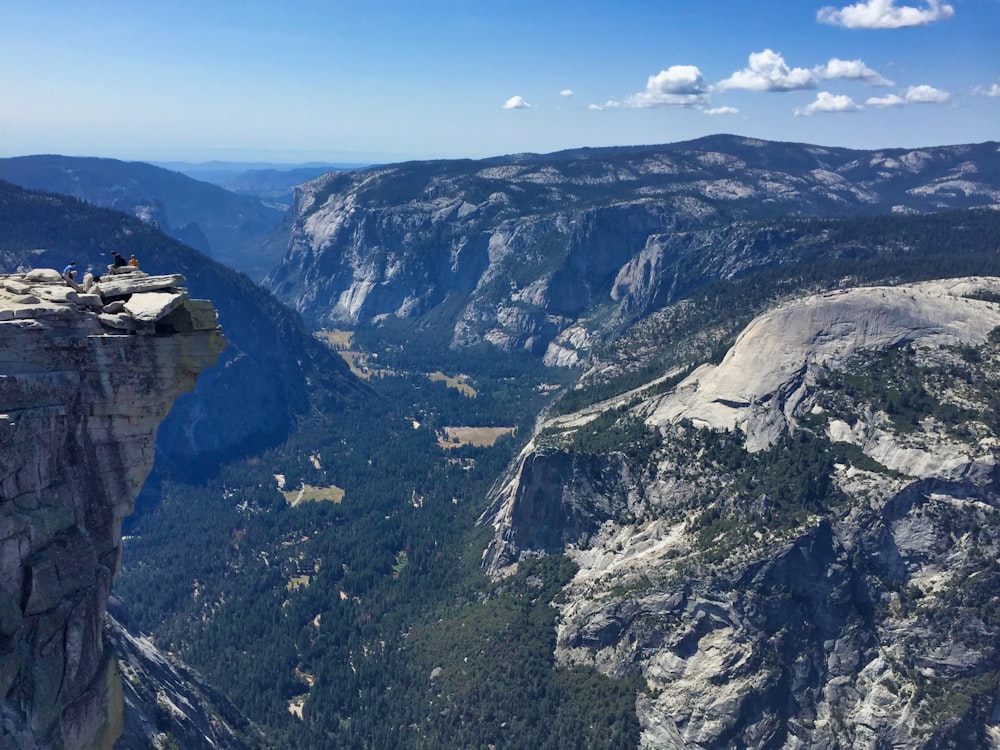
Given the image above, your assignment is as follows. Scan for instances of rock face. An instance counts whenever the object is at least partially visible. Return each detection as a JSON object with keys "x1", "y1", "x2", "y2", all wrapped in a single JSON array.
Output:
[
  {"x1": 0, "y1": 270, "x2": 223, "y2": 749},
  {"x1": 643, "y1": 278, "x2": 1000, "y2": 451},
  {"x1": 266, "y1": 136, "x2": 1000, "y2": 361},
  {"x1": 105, "y1": 599, "x2": 254, "y2": 750},
  {"x1": 482, "y1": 277, "x2": 1000, "y2": 748}
]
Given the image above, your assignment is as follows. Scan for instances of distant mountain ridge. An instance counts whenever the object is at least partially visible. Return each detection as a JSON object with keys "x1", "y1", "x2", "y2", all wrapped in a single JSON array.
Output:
[
  {"x1": 0, "y1": 179, "x2": 367, "y2": 474},
  {"x1": 0, "y1": 155, "x2": 286, "y2": 279},
  {"x1": 154, "y1": 161, "x2": 368, "y2": 207},
  {"x1": 264, "y1": 135, "x2": 1000, "y2": 363}
]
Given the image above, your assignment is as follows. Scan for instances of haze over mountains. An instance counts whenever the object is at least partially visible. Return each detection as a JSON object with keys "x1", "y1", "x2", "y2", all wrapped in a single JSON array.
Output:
[
  {"x1": 0, "y1": 156, "x2": 288, "y2": 280},
  {"x1": 2, "y1": 134, "x2": 1000, "y2": 748}
]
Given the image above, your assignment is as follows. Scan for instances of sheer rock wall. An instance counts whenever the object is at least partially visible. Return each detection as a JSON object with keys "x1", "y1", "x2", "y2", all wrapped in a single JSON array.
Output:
[{"x1": 0, "y1": 269, "x2": 223, "y2": 749}]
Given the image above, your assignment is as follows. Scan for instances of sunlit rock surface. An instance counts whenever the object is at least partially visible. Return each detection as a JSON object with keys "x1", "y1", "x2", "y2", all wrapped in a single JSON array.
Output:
[
  {"x1": 643, "y1": 278, "x2": 1000, "y2": 451},
  {"x1": 482, "y1": 277, "x2": 1000, "y2": 748},
  {"x1": 0, "y1": 269, "x2": 223, "y2": 749}
]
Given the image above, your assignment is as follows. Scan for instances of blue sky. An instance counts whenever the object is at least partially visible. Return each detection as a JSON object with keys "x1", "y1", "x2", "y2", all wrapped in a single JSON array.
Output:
[{"x1": 1, "y1": 0, "x2": 997, "y2": 163}]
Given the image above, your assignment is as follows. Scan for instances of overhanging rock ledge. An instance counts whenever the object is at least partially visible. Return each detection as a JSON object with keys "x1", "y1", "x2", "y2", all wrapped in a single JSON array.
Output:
[{"x1": 0, "y1": 268, "x2": 224, "y2": 749}]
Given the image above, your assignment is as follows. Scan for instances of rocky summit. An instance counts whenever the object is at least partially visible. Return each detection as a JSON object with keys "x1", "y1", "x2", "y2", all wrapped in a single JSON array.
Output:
[
  {"x1": 0, "y1": 268, "x2": 223, "y2": 749},
  {"x1": 482, "y1": 277, "x2": 1000, "y2": 748}
]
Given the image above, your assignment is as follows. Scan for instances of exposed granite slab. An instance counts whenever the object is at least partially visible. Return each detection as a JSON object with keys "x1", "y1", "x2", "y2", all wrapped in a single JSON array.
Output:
[
  {"x1": 95, "y1": 273, "x2": 186, "y2": 300},
  {"x1": 124, "y1": 290, "x2": 187, "y2": 323}
]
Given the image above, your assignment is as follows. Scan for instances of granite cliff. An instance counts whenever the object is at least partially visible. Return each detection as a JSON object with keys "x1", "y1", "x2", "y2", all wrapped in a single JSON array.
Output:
[
  {"x1": 265, "y1": 136, "x2": 1000, "y2": 364},
  {"x1": 482, "y1": 277, "x2": 1000, "y2": 748},
  {"x1": 0, "y1": 268, "x2": 223, "y2": 748},
  {"x1": 0, "y1": 179, "x2": 367, "y2": 479}
]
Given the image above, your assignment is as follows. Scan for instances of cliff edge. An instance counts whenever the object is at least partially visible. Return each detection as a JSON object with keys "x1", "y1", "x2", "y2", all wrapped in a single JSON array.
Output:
[{"x1": 0, "y1": 268, "x2": 224, "y2": 749}]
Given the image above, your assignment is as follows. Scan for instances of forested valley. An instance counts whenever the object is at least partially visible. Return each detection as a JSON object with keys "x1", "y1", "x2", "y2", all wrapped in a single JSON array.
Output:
[
  {"x1": 114, "y1": 206, "x2": 1000, "y2": 748},
  {"x1": 116, "y1": 341, "x2": 645, "y2": 748}
]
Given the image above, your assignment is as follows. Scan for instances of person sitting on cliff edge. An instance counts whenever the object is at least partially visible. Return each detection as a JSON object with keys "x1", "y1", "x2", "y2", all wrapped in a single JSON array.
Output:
[
  {"x1": 62, "y1": 261, "x2": 83, "y2": 291},
  {"x1": 107, "y1": 251, "x2": 128, "y2": 275},
  {"x1": 128, "y1": 254, "x2": 140, "y2": 269}
]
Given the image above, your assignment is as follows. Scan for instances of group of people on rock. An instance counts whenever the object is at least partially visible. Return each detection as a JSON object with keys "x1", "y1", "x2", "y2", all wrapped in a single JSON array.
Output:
[
  {"x1": 107, "y1": 251, "x2": 140, "y2": 274},
  {"x1": 61, "y1": 251, "x2": 140, "y2": 291}
]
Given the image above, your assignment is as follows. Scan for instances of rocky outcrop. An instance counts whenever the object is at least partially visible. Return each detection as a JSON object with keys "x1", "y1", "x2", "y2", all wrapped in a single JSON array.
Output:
[
  {"x1": 643, "y1": 278, "x2": 1000, "y2": 451},
  {"x1": 0, "y1": 177, "x2": 368, "y2": 479},
  {"x1": 480, "y1": 446, "x2": 644, "y2": 576},
  {"x1": 482, "y1": 277, "x2": 1000, "y2": 748},
  {"x1": 0, "y1": 269, "x2": 223, "y2": 749}
]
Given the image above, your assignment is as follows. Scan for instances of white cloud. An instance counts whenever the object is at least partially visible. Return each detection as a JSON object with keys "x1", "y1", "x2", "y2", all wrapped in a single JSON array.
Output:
[
  {"x1": 814, "y1": 58, "x2": 893, "y2": 86},
  {"x1": 588, "y1": 100, "x2": 623, "y2": 111},
  {"x1": 905, "y1": 84, "x2": 950, "y2": 103},
  {"x1": 624, "y1": 65, "x2": 709, "y2": 107},
  {"x1": 502, "y1": 95, "x2": 532, "y2": 110},
  {"x1": 970, "y1": 83, "x2": 1000, "y2": 97},
  {"x1": 560, "y1": 89, "x2": 574, "y2": 97},
  {"x1": 866, "y1": 93, "x2": 906, "y2": 107},
  {"x1": 817, "y1": 0, "x2": 954, "y2": 29},
  {"x1": 794, "y1": 91, "x2": 862, "y2": 115},
  {"x1": 703, "y1": 106, "x2": 740, "y2": 115},
  {"x1": 717, "y1": 49, "x2": 816, "y2": 92}
]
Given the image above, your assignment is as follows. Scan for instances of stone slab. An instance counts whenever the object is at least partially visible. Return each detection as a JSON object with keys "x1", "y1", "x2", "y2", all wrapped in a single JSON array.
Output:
[
  {"x1": 123, "y1": 291, "x2": 187, "y2": 323},
  {"x1": 98, "y1": 313, "x2": 140, "y2": 332},
  {"x1": 3, "y1": 281, "x2": 31, "y2": 295},
  {"x1": 95, "y1": 274, "x2": 186, "y2": 300}
]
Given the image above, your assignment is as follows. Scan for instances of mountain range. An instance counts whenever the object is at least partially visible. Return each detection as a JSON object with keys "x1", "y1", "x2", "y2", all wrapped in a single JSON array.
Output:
[
  {"x1": 264, "y1": 135, "x2": 1000, "y2": 364},
  {"x1": 0, "y1": 156, "x2": 288, "y2": 279},
  {"x1": 2, "y1": 135, "x2": 1000, "y2": 748}
]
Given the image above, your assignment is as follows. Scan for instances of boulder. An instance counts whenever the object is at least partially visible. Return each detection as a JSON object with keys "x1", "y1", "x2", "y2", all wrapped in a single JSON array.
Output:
[
  {"x1": 123, "y1": 291, "x2": 187, "y2": 323},
  {"x1": 24, "y1": 269, "x2": 63, "y2": 283}
]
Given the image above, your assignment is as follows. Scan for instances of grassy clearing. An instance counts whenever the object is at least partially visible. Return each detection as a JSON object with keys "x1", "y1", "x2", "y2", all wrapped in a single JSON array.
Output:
[
  {"x1": 428, "y1": 371, "x2": 477, "y2": 398},
  {"x1": 283, "y1": 483, "x2": 345, "y2": 507},
  {"x1": 438, "y1": 426, "x2": 516, "y2": 449},
  {"x1": 316, "y1": 329, "x2": 396, "y2": 379},
  {"x1": 316, "y1": 329, "x2": 353, "y2": 348},
  {"x1": 336, "y1": 350, "x2": 397, "y2": 380}
]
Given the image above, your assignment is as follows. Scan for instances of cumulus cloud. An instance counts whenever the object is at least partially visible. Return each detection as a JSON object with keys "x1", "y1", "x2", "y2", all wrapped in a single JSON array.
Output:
[
  {"x1": 502, "y1": 95, "x2": 532, "y2": 110},
  {"x1": 814, "y1": 58, "x2": 893, "y2": 86},
  {"x1": 623, "y1": 65, "x2": 709, "y2": 107},
  {"x1": 560, "y1": 89, "x2": 574, "y2": 97},
  {"x1": 866, "y1": 93, "x2": 906, "y2": 107},
  {"x1": 703, "y1": 106, "x2": 740, "y2": 115},
  {"x1": 794, "y1": 91, "x2": 862, "y2": 115},
  {"x1": 717, "y1": 49, "x2": 816, "y2": 92},
  {"x1": 588, "y1": 100, "x2": 623, "y2": 111},
  {"x1": 983, "y1": 84, "x2": 1000, "y2": 97},
  {"x1": 905, "y1": 84, "x2": 950, "y2": 103},
  {"x1": 817, "y1": 0, "x2": 954, "y2": 29}
]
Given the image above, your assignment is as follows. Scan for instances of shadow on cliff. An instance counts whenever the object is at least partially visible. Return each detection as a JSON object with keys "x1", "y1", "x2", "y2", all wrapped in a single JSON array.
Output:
[{"x1": 0, "y1": 181, "x2": 372, "y2": 488}]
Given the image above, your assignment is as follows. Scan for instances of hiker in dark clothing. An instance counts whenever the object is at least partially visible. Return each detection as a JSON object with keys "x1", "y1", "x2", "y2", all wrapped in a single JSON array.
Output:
[{"x1": 107, "y1": 251, "x2": 128, "y2": 274}]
